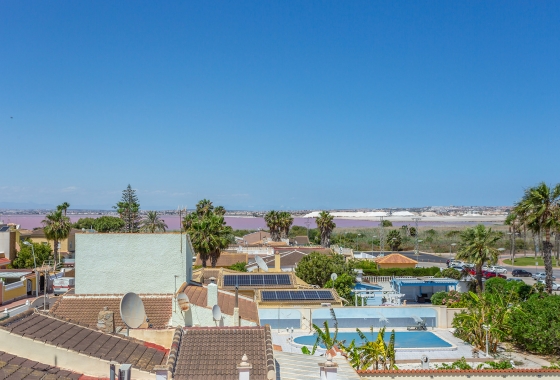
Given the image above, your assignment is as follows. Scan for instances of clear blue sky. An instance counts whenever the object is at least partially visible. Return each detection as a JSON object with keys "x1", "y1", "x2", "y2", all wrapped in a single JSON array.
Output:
[{"x1": 1, "y1": 1, "x2": 558, "y2": 210}]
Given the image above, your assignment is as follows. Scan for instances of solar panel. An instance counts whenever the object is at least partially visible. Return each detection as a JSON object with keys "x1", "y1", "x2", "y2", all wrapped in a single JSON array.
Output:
[
  {"x1": 276, "y1": 275, "x2": 291, "y2": 285},
  {"x1": 223, "y1": 274, "x2": 293, "y2": 287},
  {"x1": 261, "y1": 291, "x2": 277, "y2": 301},
  {"x1": 315, "y1": 290, "x2": 334, "y2": 300},
  {"x1": 251, "y1": 275, "x2": 264, "y2": 285},
  {"x1": 260, "y1": 290, "x2": 335, "y2": 302},
  {"x1": 302, "y1": 290, "x2": 320, "y2": 300},
  {"x1": 275, "y1": 291, "x2": 292, "y2": 300}
]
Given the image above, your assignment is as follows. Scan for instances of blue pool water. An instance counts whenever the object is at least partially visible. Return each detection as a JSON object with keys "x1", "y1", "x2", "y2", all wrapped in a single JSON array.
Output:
[
  {"x1": 353, "y1": 283, "x2": 382, "y2": 291},
  {"x1": 293, "y1": 331, "x2": 451, "y2": 349}
]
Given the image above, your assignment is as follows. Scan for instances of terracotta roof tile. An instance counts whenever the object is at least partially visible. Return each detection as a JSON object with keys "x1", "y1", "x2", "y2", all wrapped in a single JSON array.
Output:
[
  {"x1": 174, "y1": 326, "x2": 274, "y2": 380},
  {"x1": 184, "y1": 284, "x2": 259, "y2": 323},
  {"x1": 49, "y1": 294, "x2": 172, "y2": 329},
  {"x1": 375, "y1": 253, "x2": 418, "y2": 264},
  {"x1": 0, "y1": 311, "x2": 167, "y2": 373},
  {"x1": 0, "y1": 350, "x2": 82, "y2": 380}
]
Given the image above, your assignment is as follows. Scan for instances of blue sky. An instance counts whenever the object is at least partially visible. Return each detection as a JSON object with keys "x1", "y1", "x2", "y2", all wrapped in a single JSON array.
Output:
[{"x1": 1, "y1": 1, "x2": 559, "y2": 210}]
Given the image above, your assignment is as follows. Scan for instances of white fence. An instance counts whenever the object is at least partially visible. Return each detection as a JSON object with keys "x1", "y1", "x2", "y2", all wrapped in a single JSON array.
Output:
[{"x1": 363, "y1": 275, "x2": 417, "y2": 283}]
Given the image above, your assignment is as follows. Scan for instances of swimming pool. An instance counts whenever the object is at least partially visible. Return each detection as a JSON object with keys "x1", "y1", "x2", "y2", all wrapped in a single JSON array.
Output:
[{"x1": 293, "y1": 331, "x2": 452, "y2": 349}]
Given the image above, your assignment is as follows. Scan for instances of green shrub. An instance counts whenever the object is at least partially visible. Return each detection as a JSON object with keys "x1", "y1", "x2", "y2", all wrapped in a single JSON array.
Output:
[
  {"x1": 510, "y1": 294, "x2": 560, "y2": 355},
  {"x1": 485, "y1": 277, "x2": 532, "y2": 301},
  {"x1": 430, "y1": 290, "x2": 467, "y2": 307},
  {"x1": 435, "y1": 268, "x2": 463, "y2": 280},
  {"x1": 430, "y1": 291, "x2": 447, "y2": 305}
]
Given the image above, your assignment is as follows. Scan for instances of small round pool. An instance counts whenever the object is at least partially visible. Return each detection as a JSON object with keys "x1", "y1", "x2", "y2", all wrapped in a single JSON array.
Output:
[{"x1": 293, "y1": 331, "x2": 452, "y2": 349}]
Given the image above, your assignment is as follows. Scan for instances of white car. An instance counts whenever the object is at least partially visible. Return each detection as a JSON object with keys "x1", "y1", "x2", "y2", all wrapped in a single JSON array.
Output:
[
  {"x1": 488, "y1": 266, "x2": 507, "y2": 274},
  {"x1": 537, "y1": 280, "x2": 560, "y2": 290}
]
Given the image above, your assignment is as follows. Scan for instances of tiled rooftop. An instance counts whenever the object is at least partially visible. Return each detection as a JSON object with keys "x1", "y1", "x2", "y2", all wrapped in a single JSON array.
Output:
[
  {"x1": 49, "y1": 294, "x2": 172, "y2": 329},
  {"x1": 184, "y1": 284, "x2": 259, "y2": 323},
  {"x1": 376, "y1": 253, "x2": 418, "y2": 264},
  {"x1": 0, "y1": 310, "x2": 167, "y2": 373},
  {"x1": 174, "y1": 326, "x2": 275, "y2": 380},
  {"x1": 0, "y1": 350, "x2": 82, "y2": 380}
]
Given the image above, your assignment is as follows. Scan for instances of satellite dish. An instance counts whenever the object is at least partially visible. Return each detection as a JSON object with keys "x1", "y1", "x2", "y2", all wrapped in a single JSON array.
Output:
[
  {"x1": 120, "y1": 292, "x2": 147, "y2": 329},
  {"x1": 212, "y1": 305, "x2": 222, "y2": 321},
  {"x1": 330, "y1": 273, "x2": 338, "y2": 282},
  {"x1": 255, "y1": 255, "x2": 269, "y2": 272},
  {"x1": 176, "y1": 293, "x2": 190, "y2": 311}
]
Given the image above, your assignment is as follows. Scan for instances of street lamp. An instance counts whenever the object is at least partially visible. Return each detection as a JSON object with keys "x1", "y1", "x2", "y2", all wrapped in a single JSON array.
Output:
[
  {"x1": 356, "y1": 233, "x2": 361, "y2": 251},
  {"x1": 450, "y1": 243, "x2": 456, "y2": 258},
  {"x1": 23, "y1": 241, "x2": 39, "y2": 297},
  {"x1": 507, "y1": 232, "x2": 520, "y2": 269},
  {"x1": 482, "y1": 324, "x2": 491, "y2": 357},
  {"x1": 371, "y1": 235, "x2": 377, "y2": 254},
  {"x1": 416, "y1": 240, "x2": 423, "y2": 260}
]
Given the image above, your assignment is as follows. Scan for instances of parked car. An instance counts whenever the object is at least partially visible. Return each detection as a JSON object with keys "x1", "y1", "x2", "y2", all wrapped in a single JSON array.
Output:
[
  {"x1": 507, "y1": 278, "x2": 524, "y2": 282},
  {"x1": 512, "y1": 269, "x2": 533, "y2": 277},
  {"x1": 532, "y1": 272, "x2": 557, "y2": 281},
  {"x1": 450, "y1": 265, "x2": 465, "y2": 271},
  {"x1": 488, "y1": 266, "x2": 507, "y2": 274},
  {"x1": 482, "y1": 271, "x2": 506, "y2": 279},
  {"x1": 450, "y1": 260, "x2": 465, "y2": 267},
  {"x1": 463, "y1": 263, "x2": 475, "y2": 269},
  {"x1": 537, "y1": 280, "x2": 560, "y2": 290}
]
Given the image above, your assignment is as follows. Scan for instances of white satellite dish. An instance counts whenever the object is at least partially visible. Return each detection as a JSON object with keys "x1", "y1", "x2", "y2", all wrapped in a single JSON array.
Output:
[
  {"x1": 212, "y1": 304, "x2": 222, "y2": 321},
  {"x1": 255, "y1": 255, "x2": 269, "y2": 272},
  {"x1": 176, "y1": 293, "x2": 190, "y2": 311},
  {"x1": 330, "y1": 273, "x2": 338, "y2": 282},
  {"x1": 120, "y1": 292, "x2": 147, "y2": 329}
]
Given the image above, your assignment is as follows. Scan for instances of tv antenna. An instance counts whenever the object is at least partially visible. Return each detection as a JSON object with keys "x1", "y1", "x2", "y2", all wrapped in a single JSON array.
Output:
[
  {"x1": 120, "y1": 292, "x2": 148, "y2": 336},
  {"x1": 255, "y1": 255, "x2": 269, "y2": 272}
]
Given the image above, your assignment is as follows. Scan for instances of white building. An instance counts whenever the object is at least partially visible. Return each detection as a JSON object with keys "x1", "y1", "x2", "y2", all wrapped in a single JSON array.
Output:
[{"x1": 75, "y1": 233, "x2": 194, "y2": 295}]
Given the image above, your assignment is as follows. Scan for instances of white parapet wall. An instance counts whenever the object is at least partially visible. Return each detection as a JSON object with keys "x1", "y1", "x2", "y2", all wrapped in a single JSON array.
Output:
[{"x1": 75, "y1": 233, "x2": 193, "y2": 295}]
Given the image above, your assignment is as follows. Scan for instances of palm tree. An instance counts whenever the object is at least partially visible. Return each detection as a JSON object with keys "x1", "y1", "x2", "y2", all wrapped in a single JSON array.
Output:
[
  {"x1": 42, "y1": 207, "x2": 72, "y2": 268},
  {"x1": 278, "y1": 211, "x2": 293, "y2": 239},
  {"x1": 264, "y1": 210, "x2": 281, "y2": 241},
  {"x1": 316, "y1": 211, "x2": 336, "y2": 247},
  {"x1": 188, "y1": 212, "x2": 232, "y2": 267},
  {"x1": 505, "y1": 210, "x2": 523, "y2": 265},
  {"x1": 140, "y1": 211, "x2": 168, "y2": 233},
  {"x1": 387, "y1": 230, "x2": 402, "y2": 251},
  {"x1": 513, "y1": 182, "x2": 560, "y2": 293},
  {"x1": 196, "y1": 199, "x2": 214, "y2": 217},
  {"x1": 455, "y1": 224, "x2": 500, "y2": 293},
  {"x1": 57, "y1": 202, "x2": 70, "y2": 216}
]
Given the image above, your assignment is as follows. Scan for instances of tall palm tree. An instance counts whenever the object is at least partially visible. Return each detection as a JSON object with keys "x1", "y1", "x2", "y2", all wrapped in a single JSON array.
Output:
[
  {"x1": 140, "y1": 211, "x2": 168, "y2": 233},
  {"x1": 505, "y1": 210, "x2": 523, "y2": 265},
  {"x1": 455, "y1": 224, "x2": 500, "y2": 293},
  {"x1": 188, "y1": 212, "x2": 232, "y2": 267},
  {"x1": 57, "y1": 202, "x2": 70, "y2": 216},
  {"x1": 264, "y1": 210, "x2": 281, "y2": 241},
  {"x1": 513, "y1": 182, "x2": 560, "y2": 293},
  {"x1": 278, "y1": 211, "x2": 294, "y2": 239},
  {"x1": 316, "y1": 211, "x2": 336, "y2": 247},
  {"x1": 42, "y1": 207, "x2": 72, "y2": 268}
]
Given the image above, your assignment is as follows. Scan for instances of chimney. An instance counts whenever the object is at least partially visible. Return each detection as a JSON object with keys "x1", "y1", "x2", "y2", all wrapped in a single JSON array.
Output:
[
  {"x1": 237, "y1": 354, "x2": 252, "y2": 380},
  {"x1": 97, "y1": 307, "x2": 115, "y2": 333},
  {"x1": 274, "y1": 252, "x2": 281, "y2": 272},
  {"x1": 318, "y1": 353, "x2": 338, "y2": 380},
  {"x1": 207, "y1": 277, "x2": 218, "y2": 308}
]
